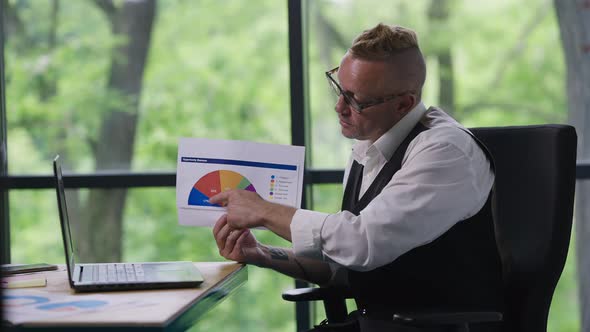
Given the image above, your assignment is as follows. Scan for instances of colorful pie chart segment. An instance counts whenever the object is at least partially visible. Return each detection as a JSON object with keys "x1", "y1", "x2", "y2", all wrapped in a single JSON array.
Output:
[
  {"x1": 188, "y1": 170, "x2": 257, "y2": 207},
  {"x1": 37, "y1": 300, "x2": 108, "y2": 312}
]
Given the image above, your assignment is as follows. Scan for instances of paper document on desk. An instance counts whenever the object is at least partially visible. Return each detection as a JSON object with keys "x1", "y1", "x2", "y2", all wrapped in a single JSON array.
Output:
[
  {"x1": 2, "y1": 289, "x2": 159, "y2": 325},
  {"x1": 176, "y1": 138, "x2": 305, "y2": 227}
]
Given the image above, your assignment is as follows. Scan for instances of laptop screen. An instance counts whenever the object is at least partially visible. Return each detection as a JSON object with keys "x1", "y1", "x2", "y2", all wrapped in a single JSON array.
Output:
[{"x1": 53, "y1": 155, "x2": 77, "y2": 284}]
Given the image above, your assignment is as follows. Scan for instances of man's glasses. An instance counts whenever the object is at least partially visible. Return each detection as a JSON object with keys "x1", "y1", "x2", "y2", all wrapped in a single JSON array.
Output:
[{"x1": 325, "y1": 67, "x2": 407, "y2": 114}]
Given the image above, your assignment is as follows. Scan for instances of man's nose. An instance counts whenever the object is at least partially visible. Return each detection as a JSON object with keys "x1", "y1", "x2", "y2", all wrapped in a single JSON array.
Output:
[{"x1": 335, "y1": 96, "x2": 350, "y2": 114}]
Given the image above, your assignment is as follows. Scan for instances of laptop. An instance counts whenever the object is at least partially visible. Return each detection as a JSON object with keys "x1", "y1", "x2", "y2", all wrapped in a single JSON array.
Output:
[{"x1": 53, "y1": 155, "x2": 204, "y2": 292}]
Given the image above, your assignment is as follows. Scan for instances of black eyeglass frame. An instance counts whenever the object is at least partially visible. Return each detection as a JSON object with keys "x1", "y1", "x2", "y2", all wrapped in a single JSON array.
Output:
[{"x1": 325, "y1": 66, "x2": 409, "y2": 114}]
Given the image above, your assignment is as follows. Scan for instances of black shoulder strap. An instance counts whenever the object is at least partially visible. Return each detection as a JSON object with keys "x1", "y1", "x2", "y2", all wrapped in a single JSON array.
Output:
[
  {"x1": 342, "y1": 122, "x2": 428, "y2": 214},
  {"x1": 341, "y1": 160, "x2": 364, "y2": 211},
  {"x1": 340, "y1": 123, "x2": 496, "y2": 216}
]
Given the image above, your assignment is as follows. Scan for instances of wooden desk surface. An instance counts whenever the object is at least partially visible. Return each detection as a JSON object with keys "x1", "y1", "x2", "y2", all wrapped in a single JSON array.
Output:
[{"x1": 3, "y1": 262, "x2": 247, "y2": 331}]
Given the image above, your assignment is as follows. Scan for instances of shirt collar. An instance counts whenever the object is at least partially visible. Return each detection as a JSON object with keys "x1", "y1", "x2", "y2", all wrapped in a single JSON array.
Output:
[{"x1": 352, "y1": 102, "x2": 428, "y2": 162}]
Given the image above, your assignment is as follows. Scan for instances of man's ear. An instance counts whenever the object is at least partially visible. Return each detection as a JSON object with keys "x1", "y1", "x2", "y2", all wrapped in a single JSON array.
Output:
[{"x1": 397, "y1": 93, "x2": 417, "y2": 115}]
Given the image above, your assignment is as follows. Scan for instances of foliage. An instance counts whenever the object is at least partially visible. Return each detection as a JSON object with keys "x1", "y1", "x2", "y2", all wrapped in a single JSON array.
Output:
[{"x1": 5, "y1": 0, "x2": 578, "y2": 331}]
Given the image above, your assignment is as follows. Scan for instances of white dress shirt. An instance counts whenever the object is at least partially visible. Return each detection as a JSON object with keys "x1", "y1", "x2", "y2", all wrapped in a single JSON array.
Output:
[{"x1": 290, "y1": 102, "x2": 495, "y2": 274}]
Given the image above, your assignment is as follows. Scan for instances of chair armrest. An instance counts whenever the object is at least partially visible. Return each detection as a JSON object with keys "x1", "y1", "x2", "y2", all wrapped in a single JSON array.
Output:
[
  {"x1": 282, "y1": 286, "x2": 354, "y2": 302},
  {"x1": 392, "y1": 311, "x2": 503, "y2": 326},
  {"x1": 282, "y1": 287, "x2": 354, "y2": 323}
]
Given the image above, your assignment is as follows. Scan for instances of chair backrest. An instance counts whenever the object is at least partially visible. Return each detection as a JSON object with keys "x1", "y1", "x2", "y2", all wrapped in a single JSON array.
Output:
[{"x1": 470, "y1": 125, "x2": 577, "y2": 332}]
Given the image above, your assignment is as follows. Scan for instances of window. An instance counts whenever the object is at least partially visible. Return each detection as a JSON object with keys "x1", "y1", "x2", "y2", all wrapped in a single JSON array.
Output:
[
  {"x1": 2, "y1": 0, "x2": 583, "y2": 331},
  {"x1": 3, "y1": 1, "x2": 299, "y2": 331},
  {"x1": 305, "y1": 1, "x2": 576, "y2": 330}
]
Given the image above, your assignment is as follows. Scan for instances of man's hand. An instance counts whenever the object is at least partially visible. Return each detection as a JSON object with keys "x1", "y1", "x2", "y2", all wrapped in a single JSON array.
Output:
[
  {"x1": 212, "y1": 214, "x2": 332, "y2": 285},
  {"x1": 209, "y1": 189, "x2": 269, "y2": 229},
  {"x1": 212, "y1": 214, "x2": 266, "y2": 266},
  {"x1": 212, "y1": 210, "x2": 333, "y2": 285},
  {"x1": 209, "y1": 189, "x2": 297, "y2": 241},
  {"x1": 210, "y1": 189, "x2": 296, "y2": 241}
]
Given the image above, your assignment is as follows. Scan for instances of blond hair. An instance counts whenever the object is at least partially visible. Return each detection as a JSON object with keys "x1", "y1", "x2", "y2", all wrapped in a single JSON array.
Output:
[
  {"x1": 350, "y1": 23, "x2": 420, "y2": 60},
  {"x1": 350, "y1": 23, "x2": 426, "y2": 97}
]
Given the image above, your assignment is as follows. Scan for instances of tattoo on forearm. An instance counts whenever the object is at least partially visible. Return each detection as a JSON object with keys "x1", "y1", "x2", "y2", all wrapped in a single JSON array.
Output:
[
  {"x1": 293, "y1": 257, "x2": 311, "y2": 283},
  {"x1": 267, "y1": 247, "x2": 311, "y2": 282},
  {"x1": 269, "y1": 247, "x2": 289, "y2": 261}
]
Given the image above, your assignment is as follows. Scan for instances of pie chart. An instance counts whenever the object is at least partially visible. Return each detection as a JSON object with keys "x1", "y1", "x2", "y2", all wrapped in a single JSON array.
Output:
[{"x1": 188, "y1": 170, "x2": 256, "y2": 207}]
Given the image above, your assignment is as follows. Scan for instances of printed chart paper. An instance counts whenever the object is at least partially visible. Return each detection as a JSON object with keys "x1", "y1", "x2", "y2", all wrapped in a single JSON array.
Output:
[
  {"x1": 2, "y1": 289, "x2": 158, "y2": 325},
  {"x1": 177, "y1": 138, "x2": 305, "y2": 227}
]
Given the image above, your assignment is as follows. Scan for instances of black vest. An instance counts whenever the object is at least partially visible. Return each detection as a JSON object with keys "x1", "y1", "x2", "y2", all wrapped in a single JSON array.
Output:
[{"x1": 343, "y1": 122, "x2": 504, "y2": 317}]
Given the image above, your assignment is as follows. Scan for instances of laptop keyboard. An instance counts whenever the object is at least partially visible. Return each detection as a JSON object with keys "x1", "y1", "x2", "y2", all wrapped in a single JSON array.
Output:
[{"x1": 89, "y1": 263, "x2": 145, "y2": 283}]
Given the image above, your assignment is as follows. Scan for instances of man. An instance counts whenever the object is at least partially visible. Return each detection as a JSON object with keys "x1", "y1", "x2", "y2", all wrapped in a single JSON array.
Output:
[{"x1": 210, "y1": 23, "x2": 504, "y2": 331}]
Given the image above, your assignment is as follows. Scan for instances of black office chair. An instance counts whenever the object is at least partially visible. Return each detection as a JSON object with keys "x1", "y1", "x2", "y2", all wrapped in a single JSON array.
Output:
[{"x1": 283, "y1": 125, "x2": 577, "y2": 332}]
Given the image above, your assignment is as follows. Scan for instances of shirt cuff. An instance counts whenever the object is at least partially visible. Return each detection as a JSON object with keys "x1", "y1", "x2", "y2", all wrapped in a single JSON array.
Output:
[{"x1": 290, "y1": 209, "x2": 330, "y2": 260}]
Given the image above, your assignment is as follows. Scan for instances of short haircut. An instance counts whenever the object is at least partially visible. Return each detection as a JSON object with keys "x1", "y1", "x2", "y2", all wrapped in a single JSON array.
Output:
[
  {"x1": 350, "y1": 23, "x2": 426, "y2": 97},
  {"x1": 350, "y1": 23, "x2": 420, "y2": 60}
]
